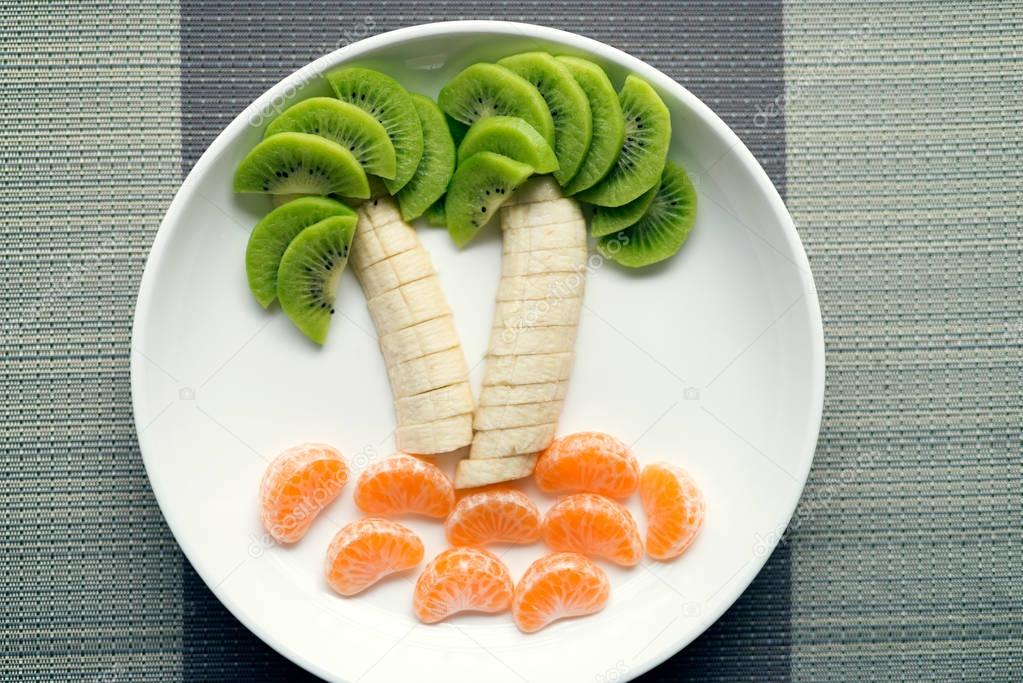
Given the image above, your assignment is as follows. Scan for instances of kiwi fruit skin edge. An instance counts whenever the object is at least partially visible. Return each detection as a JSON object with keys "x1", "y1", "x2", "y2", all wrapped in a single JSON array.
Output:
[
  {"x1": 457, "y1": 116, "x2": 559, "y2": 174},
  {"x1": 233, "y1": 131, "x2": 370, "y2": 198},
  {"x1": 396, "y1": 93, "x2": 456, "y2": 222},
  {"x1": 445, "y1": 151, "x2": 534, "y2": 248},
  {"x1": 590, "y1": 179, "x2": 660, "y2": 237}
]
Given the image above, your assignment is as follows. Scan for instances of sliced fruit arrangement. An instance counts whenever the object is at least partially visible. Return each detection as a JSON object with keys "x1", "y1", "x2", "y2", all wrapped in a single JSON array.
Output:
[
  {"x1": 512, "y1": 552, "x2": 610, "y2": 633},
  {"x1": 413, "y1": 546, "x2": 514, "y2": 623},
  {"x1": 259, "y1": 443, "x2": 349, "y2": 544},
  {"x1": 325, "y1": 518, "x2": 424, "y2": 596}
]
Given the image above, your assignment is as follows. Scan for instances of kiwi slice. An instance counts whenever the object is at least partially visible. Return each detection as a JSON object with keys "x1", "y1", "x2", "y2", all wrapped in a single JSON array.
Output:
[
  {"x1": 438, "y1": 63, "x2": 555, "y2": 148},
  {"x1": 325, "y1": 67, "x2": 424, "y2": 194},
  {"x1": 590, "y1": 179, "x2": 659, "y2": 237},
  {"x1": 557, "y1": 56, "x2": 626, "y2": 196},
  {"x1": 277, "y1": 215, "x2": 357, "y2": 344},
  {"x1": 424, "y1": 198, "x2": 447, "y2": 227},
  {"x1": 445, "y1": 152, "x2": 534, "y2": 247},
  {"x1": 576, "y1": 75, "x2": 671, "y2": 207},
  {"x1": 498, "y1": 52, "x2": 592, "y2": 186},
  {"x1": 233, "y1": 132, "x2": 370, "y2": 198},
  {"x1": 446, "y1": 113, "x2": 469, "y2": 146},
  {"x1": 395, "y1": 94, "x2": 456, "y2": 221},
  {"x1": 597, "y1": 161, "x2": 696, "y2": 267},
  {"x1": 245, "y1": 196, "x2": 354, "y2": 308},
  {"x1": 264, "y1": 97, "x2": 397, "y2": 180},
  {"x1": 457, "y1": 116, "x2": 558, "y2": 174}
]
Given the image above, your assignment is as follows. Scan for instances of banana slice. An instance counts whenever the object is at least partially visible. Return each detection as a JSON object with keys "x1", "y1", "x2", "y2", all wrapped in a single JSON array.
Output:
[
  {"x1": 503, "y1": 220, "x2": 588, "y2": 253},
  {"x1": 356, "y1": 246, "x2": 435, "y2": 299},
  {"x1": 478, "y1": 381, "x2": 569, "y2": 405},
  {"x1": 487, "y1": 325, "x2": 578, "y2": 356},
  {"x1": 470, "y1": 424, "x2": 557, "y2": 459},
  {"x1": 395, "y1": 382, "x2": 475, "y2": 426},
  {"x1": 387, "y1": 346, "x2": 469, "y2": 398},
  {"x1": 497, "y1": 273, "x2": 585, "y2": 301},
  {"x1": 482, "y1": 352, "x2": 575, "y2": 387},
  {"x1": 502, "y1": 246, "x2": 589, "y2": 277},
  {"x1": 493, "y1": 298, "x2": 583, "y2": 330},
  {"x1": 454, "y1": 453, "x2": 538, "y2": 489},
  {"x1": 397, "y1": 413, "x2": 474, "y2": 455},
  {"x1": 379, "y1": 316, "x2": 460, "y2": 366},
  {"x1": 503, "y1": 197, "x2": 584, "y2": 230},
  {"x1": 367, "y1": 276, "x2": 450, "y2": 335},
  {"x1": 503, "y1": 176, "x2": 564, "y2": 207},
  {"x1": 350, "y1": 217, "x2": 420, "y2": 271},
  {"x1": 474, "y1": 401, "x2": 564, "y2": 430}
]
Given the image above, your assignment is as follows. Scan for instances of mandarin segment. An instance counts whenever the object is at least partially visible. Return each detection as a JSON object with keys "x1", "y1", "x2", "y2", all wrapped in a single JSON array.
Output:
[
  {"x1": 541, "y1": 493, "x2": 642, "y2": 567},
  {"x1": 534, "y1": 431, "x2": 639, "y2": 498},
  {"x1": 445, "y1": 488, "x2": 542, "y2": 546},
  {"x1": 413, "y1": 547, "x2": 514, "y2": 623},
  {"x1": 354, "y1": 453, "x2": 455, "y2": 518},
  {"x1": 325, "y1": 518, "x2": 424, "y2": 596},
  {"x1": 640, "y1": 462, "x2": 706, "y2": 560},
  {"x1": 259, "y1": 443, "x2": 348, "y2": 544},
  {"x1": 513, "y1": 552, "x2": 610, "y2": 633}
]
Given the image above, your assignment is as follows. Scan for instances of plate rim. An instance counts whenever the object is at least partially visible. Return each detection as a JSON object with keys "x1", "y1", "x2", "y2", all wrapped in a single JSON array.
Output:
[{"x1": 131, "y1": 19, "x2": 825, "y2": 682}]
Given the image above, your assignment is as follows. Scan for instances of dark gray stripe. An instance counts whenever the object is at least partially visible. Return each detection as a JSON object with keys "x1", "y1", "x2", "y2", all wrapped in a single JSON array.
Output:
[{"x1": 179, "y1": 2, "x2": 788, "y2": 680}]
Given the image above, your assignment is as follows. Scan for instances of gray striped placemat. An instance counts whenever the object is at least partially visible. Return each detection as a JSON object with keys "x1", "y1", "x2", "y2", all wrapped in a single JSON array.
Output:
[{"x1": 0, "y1": 1, "x2": 1019, "y2": 681}]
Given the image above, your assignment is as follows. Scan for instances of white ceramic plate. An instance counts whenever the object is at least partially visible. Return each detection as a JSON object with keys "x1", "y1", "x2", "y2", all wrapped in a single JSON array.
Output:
[{"x1": 132, "y1": 21, "x2": 823, "y2": 683}]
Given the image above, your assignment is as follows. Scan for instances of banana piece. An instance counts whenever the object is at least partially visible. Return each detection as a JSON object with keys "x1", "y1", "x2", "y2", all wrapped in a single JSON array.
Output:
[
  {"x1": 396, "y1": 413, "x2": 474, "y2": 455},
  {"x1": 354, "y1": 198, "x2": 474, "y2": 455},
  {"x1": 474, "y1": 401, "x2": 564, "y2": 430},
  {"x1": 497, "y1": 273, "x2": 585, "y2": 301},
  {"x1": 454, "y1": 453, "x2": 538, "y2": 489},
  {"x1": 502, "y1": 246, "x2": 589, "y2": 277},
  {"x1": 482, "y1": 353, "x2": 575, "y2": 386},
  {"x1": 502, "y1": 176, "x2": 564, "y2": 207},
  {"x1": 504, "y1": 220, "x2": 589, "y2": 253},
  {"x1": 503, "y1": 198, "x2": 586, "y2": 230},
  {"x1": 470, "y1": 424, "x2": 557, "y2": 459},
  {"x1": 487, "y1": 325, "x2": 578, "y2": 356},
  {"x1": 493, "y1": 298, "x2": 583, "y2": 330},
  {"x1": 478, "y1": 381, "x2": 569, "y2": 405}
]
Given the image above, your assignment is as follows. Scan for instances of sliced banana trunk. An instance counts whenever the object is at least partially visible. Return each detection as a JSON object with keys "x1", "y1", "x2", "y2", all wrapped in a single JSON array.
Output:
[
  {"x1": 459, "y1": 181, "x2": 586, "y2": 482},
  {"x1": 353, "y1": 198, "x2": 474, "y2": 455}
]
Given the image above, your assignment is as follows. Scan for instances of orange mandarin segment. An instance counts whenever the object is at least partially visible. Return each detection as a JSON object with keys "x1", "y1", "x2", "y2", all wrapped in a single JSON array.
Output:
[
  {"x1": 354, "y1": 453, "x2": 455, "y2": 518},
  {"x1": 640, "y1": 462, "x2": 705, "y2": 560},
  {"x1": 413, "y1": 547, "x2": 514, "y2": 624},
  {"x1": 534, "y1": 431, "x2": 639, "y2": 498},
  {"x1": 325, "y1": 518, "x2": 424, "y2": 596},
  {"x1": 259, "y1": 443, "x2": 348, "y2": 544},
  {"x1": 541, "y1": 493, "x2": 642, "y2": 567},
  {"x1": 513, "y1": 552, "x2": 610, "y2": 633},
  {"x1": 445, "y1": 488, "x2": 542, "y2": 546}
]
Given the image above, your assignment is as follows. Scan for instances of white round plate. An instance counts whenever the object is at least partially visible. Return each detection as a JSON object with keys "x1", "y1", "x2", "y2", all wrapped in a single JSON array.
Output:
[{"x1": 132, "y1": 21, "x2": 823, "y2": 683}]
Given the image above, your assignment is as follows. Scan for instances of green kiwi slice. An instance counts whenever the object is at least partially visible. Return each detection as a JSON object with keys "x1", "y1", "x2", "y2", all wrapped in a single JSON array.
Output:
[
  {"x1": 457, "y1": 116, "x2": 558, "y2": 174},
  {"x1": 590, "y1": 179, "x2": 659, "y2": 237},
  {"x1": 438, "y1": 63, "x2": 555, "y2": 148},
  {"x1": 424, "y1": 198, "x2": 447, "y2": 227},
  {"x1": 445, "y1": 152, "x2": 534, "y2": 247},
  {"x1": 597, "y1": 161, "x2": 696, "y2": 267},
  {"x1": 233, "y1": 132, "x2": 370, "y2": 198},
  {"x1": 325, "y1": 67, "x2": 424, "y2": 195},
  {"x1": 277, "y1": 215, "x2": 358, "y2": 344},
  {"x1": 446, "y1": 113, "x2": 469, "y2": 146},
  {"x1": 498, "y1": 52, "x2": 592, "y2": 186},
  {"x1": 264, "y1": 97, "x2": 397, "y2": 180},
  {"x1": 557, "y1": 56, "x2": 625, "y2": 196},
  {"x1": 576, "y1": 75, "x2": 671, "y2": 207},
  {"x1": 245, "y1": 196, "x2": 355, "y2": 308},
  {"x1": 395, "y1": 94, "x2": 456, "y2": 221}
]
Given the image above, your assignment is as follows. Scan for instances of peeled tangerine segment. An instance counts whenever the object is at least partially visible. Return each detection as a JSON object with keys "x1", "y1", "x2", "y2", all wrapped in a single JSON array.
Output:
[
  {"x1": 512, "y1": 552, "x2": 610, "y2": 633},
  {"x1": 445, "y1": 152, "x2": 534, "y2": 247},
  {"x1": 354, "y1": 453, "x2": 455, "y2": 518},
  {"x1": 264, "y1": 97, "x2": 397, "y2": 180},
  {"x1": 259, "y1": 443, "x2": 348, "y2": 544},
  {"x1": 590, "y1": 178, "x2": 659, "y2": 237},
  {"x1": 454, "y1": 453, "x2": 538, "y2": 489},
  {"x1": 276, "y1": 215, "x2": 357, "y2": 344},
  {"x1": 457, "y1": 116, "x2": 559, "y2": 174},
  {"x1": 396, "y1": 94, "x2": 455, "y2": 221},
  {"x1": 445, "y1": 488, "x2": 542, "y2": 546},
  {"x1": 541, "y1": 493, "x2": 643, "y2": 567},
  {"x1": 439, "y1": 62, "x2": 555, "y2": 147},
  {"x1": 233, "y1": 131, "x2": 370, "y2": 198},
  {"x1": 325, "y1": 67, "x2": 424, "y2": 194},
  {"x1": 557, "y1": 56, "x2": 625, "y2": 196},
  {"x1": 498, "y1": 51, "x2": 592, "y2": 185},
  {"x1": 640, "y1": 462, "x2": 706, "y2": 560},
  {"x1": 325, "y1": 518, "x2": 424, "y2": 596},
  {"x1": 413, "y1": 547, "x2": 514, "y2": 623},
  {"x1": 534, "y1": 432, "x2": 639, "y2": 498},
  {"x1": 577, "y1": 75, "x2": 671, "y2": 207},
  {"x1": 598, "y1": 161, "x2": 697, "y2": 267},
  {"x1": 245, "y1": 196, "x2": 355, "y2": 308}
]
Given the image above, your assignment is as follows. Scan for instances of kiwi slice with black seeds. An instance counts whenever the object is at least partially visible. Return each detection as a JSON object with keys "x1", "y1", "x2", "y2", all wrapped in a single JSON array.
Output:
[
  {"x1": 233, "y1": 132, "x2": 370, "y2": 198},
  {"x1": 423, "y1": 198, "x2": 447, "y2": 227},
  {"x1": 445, "y1": 152, "x2": 534, "y2": 247},
  {"x1": 577, "y1": 75, "x2": 670, "y2": 207},
  {"x1": 498, "y1": 52, "x2": 592, "y2": 186},
  {"x1": 325, "y1": 67, "x2": 424, "y2": 194},
  {"x1": 457, "y1": 116, "x2": 559, "y2": 174},
  {"x1": 438, "y1": 63, "x2": 555, "y2": 147},
  {"x1": 557, "y1": 56, "x2": 625, "y2": 196},
  {"x1": 597, "y1": 161, "x2": 696, "y2": 267},
  {"x1": 245, "y1": 196, "x2": 355, "y2": 308},
  {"x1": 590, "y1": 179, "x2": 659, "y2": 237},
  {"x1": 395, "y1": 94, "x2": 456, "y2": 222},
  {"x1": 276, "y1": 215, "x2": 358, "y2": 344},
  {"x1": 264, "y1": 97, "x2": 397, "y2": 180}
]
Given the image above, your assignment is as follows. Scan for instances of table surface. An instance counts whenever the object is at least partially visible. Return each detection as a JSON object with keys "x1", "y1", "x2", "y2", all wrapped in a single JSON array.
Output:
[{"x1": 1, "y1": 1, "x2": 1020, "y2": 681}]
